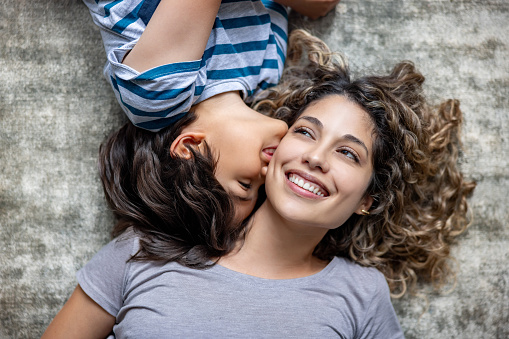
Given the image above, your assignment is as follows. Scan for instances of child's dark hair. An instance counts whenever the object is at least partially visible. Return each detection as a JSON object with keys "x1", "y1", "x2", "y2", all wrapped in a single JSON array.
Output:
[{"x1": 98, "y1": 112, "x2": 240, "y2": 268}]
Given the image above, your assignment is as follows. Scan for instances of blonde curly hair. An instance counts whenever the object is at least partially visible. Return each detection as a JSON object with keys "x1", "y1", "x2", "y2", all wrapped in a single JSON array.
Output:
[{"x1": 254, "y1": 29, "x2": 476, "y2": 297}]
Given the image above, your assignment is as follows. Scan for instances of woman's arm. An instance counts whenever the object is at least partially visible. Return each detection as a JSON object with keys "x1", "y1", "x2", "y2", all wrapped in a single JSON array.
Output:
[
  {"x1": 275, "y1": 0, "x2": 341, "y2": 19},
  {"x1": 42, "y1": 285, "x2": 115, "y2": 339},
  {"x1": 122, "y1": 0, "x2": 222, "y2": 72}
]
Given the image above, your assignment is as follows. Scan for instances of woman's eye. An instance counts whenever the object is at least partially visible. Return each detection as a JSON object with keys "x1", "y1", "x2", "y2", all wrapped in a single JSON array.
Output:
[
  {"x1": 293, "y1": 127, "x2": 313, "y2": 138},
  {"x1": 338, "y1": 149, "x2": 359, "y2": 162}
]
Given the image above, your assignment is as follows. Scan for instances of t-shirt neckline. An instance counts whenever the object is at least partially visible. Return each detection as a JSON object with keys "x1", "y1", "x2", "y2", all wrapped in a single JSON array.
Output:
[{"x1": 210, "y1": 256, "x2": 340, "y2": 287}]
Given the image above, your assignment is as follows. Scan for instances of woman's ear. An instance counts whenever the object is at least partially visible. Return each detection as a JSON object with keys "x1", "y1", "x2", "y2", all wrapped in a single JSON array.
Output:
[
  {"x1": 170, "y1": 132, "x2": 206, "y2": 159},
  {"x1": 355, "y1": 194, "x2": 374, "y2": 215}
]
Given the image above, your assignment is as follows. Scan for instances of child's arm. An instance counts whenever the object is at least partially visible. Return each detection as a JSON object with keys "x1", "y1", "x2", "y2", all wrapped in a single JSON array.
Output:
[
  {"x1": 83, "y1": 0, "x2": 288, "y2": 131},
  {"x1": 41, "y1": 285, "x2": 115, "y2": 339},
  {"x1": 123, "y1": 0, "x2": 222, "y2": 72},
  {"x1": 82, "y1": 0, "x2": 223, "y2": 131},
  {"x1": 275, "y1": 0, "x2": 341, "y2": 19}
]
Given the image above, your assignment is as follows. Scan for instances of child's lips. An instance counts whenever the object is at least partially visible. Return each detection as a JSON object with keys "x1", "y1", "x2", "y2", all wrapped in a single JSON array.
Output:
[{"x1": 262, "y1": 146, "x2": 278, "y2": 161}]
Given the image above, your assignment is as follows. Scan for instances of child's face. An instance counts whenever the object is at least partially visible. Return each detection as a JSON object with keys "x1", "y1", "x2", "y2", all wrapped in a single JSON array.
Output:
[
  {"x1": 187, "y1": 93, "x2": 288, "y2": 222},
  {"x1": 265, "y1": 95, "x2": 374, "y2": 231}
]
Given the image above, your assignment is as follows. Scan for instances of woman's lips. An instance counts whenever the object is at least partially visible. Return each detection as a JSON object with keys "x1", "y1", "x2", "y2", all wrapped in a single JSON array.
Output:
[{"x1": 286, "y1": 171, "x2": 330, "y2": 198}]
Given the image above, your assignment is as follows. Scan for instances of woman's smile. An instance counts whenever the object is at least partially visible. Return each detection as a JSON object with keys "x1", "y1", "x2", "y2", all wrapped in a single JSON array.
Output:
[{"x1": 286, "y1": 171, "x2": 329, "y2": 198}]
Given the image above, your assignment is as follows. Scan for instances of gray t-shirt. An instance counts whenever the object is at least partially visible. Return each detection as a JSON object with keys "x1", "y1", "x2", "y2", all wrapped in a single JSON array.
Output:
[{"x1": 77, "y1": 234, "x2": 404, "y2": 338}]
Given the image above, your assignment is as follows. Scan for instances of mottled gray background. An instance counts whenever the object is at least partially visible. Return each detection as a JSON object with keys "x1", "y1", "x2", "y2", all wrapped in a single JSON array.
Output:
[{"x1": 0, "y1": 0, "x2": 507, "y2": 338}]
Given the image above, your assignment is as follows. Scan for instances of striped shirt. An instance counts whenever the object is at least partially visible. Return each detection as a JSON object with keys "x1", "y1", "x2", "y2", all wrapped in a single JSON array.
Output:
[{"x1": 83, "y1": 0, "x2": 289, "y2": 131}]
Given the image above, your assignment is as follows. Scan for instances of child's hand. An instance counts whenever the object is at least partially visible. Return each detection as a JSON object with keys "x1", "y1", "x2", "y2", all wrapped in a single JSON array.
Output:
[{"x1": 276, "y1": 0, "x2": 341, "y2": 20}]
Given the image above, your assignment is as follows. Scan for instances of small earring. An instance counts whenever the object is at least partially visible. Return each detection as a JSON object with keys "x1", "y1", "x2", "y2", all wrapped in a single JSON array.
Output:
[{"x1": 361, "y1": 209, "x2": 370, "y2": 216}]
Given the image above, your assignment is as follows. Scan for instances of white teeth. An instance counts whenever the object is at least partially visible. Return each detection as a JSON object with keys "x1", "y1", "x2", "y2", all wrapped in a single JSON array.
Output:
[{"x1": 289, "y1": 174, "x2": 325, "y2": 197}]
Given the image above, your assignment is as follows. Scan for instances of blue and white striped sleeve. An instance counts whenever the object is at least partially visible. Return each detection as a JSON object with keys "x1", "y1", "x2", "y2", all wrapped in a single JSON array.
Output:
[
  {"x1": 104, "y1": 45, "x2": 207, "y2": 131},
  {"x1": 83, "y1": 0, "x2": 207, "y2": 131},
  {"x1": 261, "y1": 0, "x2": 289, "y2": 77}
]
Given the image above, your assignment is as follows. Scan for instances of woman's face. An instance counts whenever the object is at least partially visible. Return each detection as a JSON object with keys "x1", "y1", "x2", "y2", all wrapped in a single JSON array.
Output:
[
  {"x1": 265, "y1": 95, "x2": 374, "y2": 230},
  {"x1": 185, "y1": 93, "x2": 288, "y2": 222}
]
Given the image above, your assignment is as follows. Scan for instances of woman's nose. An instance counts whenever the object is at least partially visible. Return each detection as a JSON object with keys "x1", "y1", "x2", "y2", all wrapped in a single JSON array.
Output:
[{"x1": 302, "y1": 147, "x2": 330, "y2": 173}]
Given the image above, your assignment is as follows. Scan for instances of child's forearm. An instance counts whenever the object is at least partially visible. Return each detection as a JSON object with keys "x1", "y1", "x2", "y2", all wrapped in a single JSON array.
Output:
[
  {"x1": 123, "y1": 0, "x2": 222, "y2": 73},
  {"x1": 274, "y1": 0, "x2": 340, "y2": 20}
]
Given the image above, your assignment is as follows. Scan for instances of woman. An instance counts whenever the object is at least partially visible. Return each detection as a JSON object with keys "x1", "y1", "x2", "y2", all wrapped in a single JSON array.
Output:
[
  {"x1": 43, "y1": 30, "x2": 474, "y2": 338},
  {"x1": 253, "y1": 30, "x2": 476, "y2": 296}
]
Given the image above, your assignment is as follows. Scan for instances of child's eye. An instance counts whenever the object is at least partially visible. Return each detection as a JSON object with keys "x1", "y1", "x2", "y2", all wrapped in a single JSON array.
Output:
[
  {"x1": 293, "y1": 126, "x2": 313, "y2": 138},
  {"x1": 239, "y1": 181, "x2": 251, "y2": 190}
]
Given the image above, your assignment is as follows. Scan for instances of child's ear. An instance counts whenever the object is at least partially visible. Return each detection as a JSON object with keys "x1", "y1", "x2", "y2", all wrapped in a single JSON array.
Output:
[
  {"x1": 170, "y1": 132, "x2": 206, "y2": 159},
  {"x1": 355, "y1": 194, "x2": 374, "y2": 216}
]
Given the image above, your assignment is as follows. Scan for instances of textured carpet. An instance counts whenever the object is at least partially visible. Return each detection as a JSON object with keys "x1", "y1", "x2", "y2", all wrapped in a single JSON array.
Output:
[{"x1": 1, "y1": 0, "x2": 508, "y2": 338}]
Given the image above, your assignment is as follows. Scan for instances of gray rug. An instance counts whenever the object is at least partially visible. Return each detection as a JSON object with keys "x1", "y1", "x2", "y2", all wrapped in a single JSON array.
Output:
[{"x1": 1, "y1": 1, "x2": 508, "y2": 338}]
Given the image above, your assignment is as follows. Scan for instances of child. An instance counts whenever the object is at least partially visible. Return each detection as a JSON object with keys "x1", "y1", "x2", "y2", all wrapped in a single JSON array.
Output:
[{"x1": 81, "y1": 0, "x2": 339, "y2": 221}]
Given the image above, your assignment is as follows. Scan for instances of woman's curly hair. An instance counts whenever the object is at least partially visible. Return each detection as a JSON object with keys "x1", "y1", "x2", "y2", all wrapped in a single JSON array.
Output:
[{"x1": 255, "y1": 29, "x2": 476, "y2": 297}]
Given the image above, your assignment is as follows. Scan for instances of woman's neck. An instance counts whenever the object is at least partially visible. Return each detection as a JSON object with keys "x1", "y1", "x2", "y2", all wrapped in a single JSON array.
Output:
[{"x1": 218, "y1": 200, "x2": 330, "y2": 279}]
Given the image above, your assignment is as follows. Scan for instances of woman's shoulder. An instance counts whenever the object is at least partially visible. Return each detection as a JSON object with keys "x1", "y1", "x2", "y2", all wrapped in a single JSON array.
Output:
[
  {"x1": 75, "y1": 229, "x2": 141, "y2": 316},
  {"x1": 330, "y1": 256, "x2": 388, "y2": 289},
  {"x1": 79, "y1": 229, "x2": 141, "y2": 278},
  {"x1": 100, "y1": 228, "x2": 141, "y2": 258}
]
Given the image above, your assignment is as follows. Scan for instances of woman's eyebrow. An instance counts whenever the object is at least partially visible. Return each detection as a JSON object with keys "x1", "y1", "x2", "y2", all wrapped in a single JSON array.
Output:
[
  {"x1": 298, "y1": 116, "x2": 323, "y2": 128},
  {"x1": 298, "y1": 115, "x2": 369, "y2": 156},
  {"x1": 343, "y1": 134, "x2": 369, "y2": 156}
]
